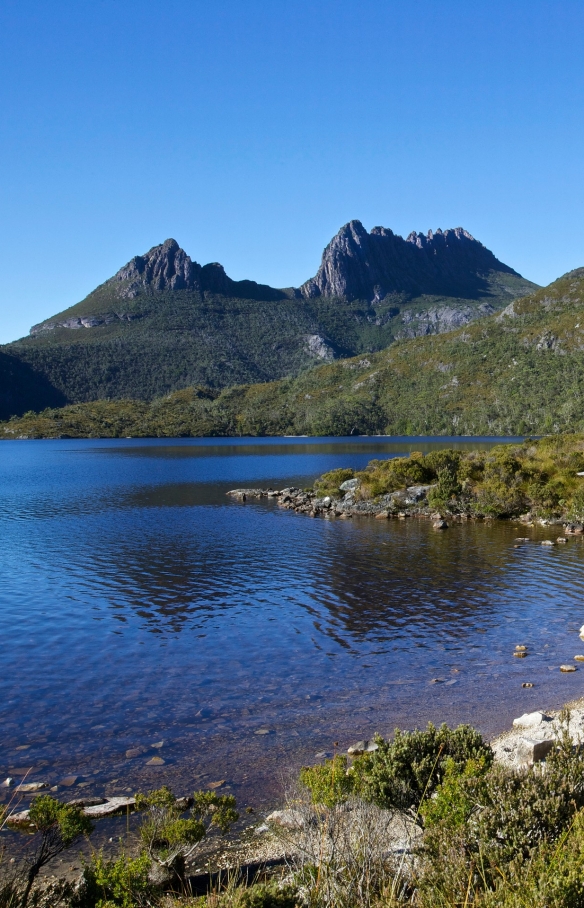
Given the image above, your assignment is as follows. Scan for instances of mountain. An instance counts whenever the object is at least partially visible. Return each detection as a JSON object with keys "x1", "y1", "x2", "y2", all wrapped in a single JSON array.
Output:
[
  {"x1": 0, "y1": 224, "x2": 536, "y2": 419},
  {"x1": 4, "y1": 266, "x2": 584, "y2": 440},
  {"x1": 300, "y1": 220, "x2": 523, "y2": 301}
]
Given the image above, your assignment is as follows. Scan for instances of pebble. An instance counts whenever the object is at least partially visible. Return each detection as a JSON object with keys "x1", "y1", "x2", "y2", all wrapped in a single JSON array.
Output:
[
  {"x1": 146, "y1": 756, "x2": 165, "y2": 766},
  {"x1": 522, "y1": 682, "x2": 534, "y2": 688},
  {"x1": 254, "y1": 729, "x2": 271, "y2": 735},
  {"x1": 515, "y1": 645, "x2": 527, "y2": 651},
  {"x1": 541, "y1": 540, "x2": 555, "y2": 546},
  {"x1": 432, "y1": 519, "x2": 448, "y2": 530},
  {"x1": 207, "y1": 780, "x2": 225, "y2": 789},
  {"x1": 513, "y1": 651, "x2": 527, "y2": 658},
  {"x1": 151, "y1": 741, "x2": 164, "y2": 749},
  {"x1": 557, "y1": 537, "x2": 568, "y2": 544},
  {"x1": 1, "y1": 778, "x2": 13, "y2": 788},
  {"x1": 560, "y1": 664, "x2": 577, "y2": 672},
  {"x1": 575, "y1": 655, "x2": 584, "y2": 662},
  {"x1": 18, "y1": 782, "x2": 48, "y2": 792}
]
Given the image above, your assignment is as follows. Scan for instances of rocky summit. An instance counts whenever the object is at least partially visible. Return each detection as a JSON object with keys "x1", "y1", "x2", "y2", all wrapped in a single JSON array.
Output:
[{"x1": 300, "y1": 220, "x2": 522, "y2": 301}]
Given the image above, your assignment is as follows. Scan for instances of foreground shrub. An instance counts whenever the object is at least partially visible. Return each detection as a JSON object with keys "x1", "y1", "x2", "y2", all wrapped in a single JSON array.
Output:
[
  {"x1": 299, "y1": 756, "x2": 355, "y2": 808},
  {"x1": 19, "y1": 796, "x2": 93, "y2": 908},
  {"x1": 135, "y1": 787, "x2": 238, "y2": 889},
  {"x1": 354, "y1": 724, "x2": 493, "y2": 817},
  {"x1": 417, "y1": 716, "x2": 584, "y2": 903},
  {"x1": 80, "y1": 850, "x2": 152, "y2": 908}
]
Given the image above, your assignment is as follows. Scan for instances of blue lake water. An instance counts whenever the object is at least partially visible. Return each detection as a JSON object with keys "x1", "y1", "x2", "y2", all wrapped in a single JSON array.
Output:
[{"x1": 1, "y1": 436, "x2": 584, "y2": 811}]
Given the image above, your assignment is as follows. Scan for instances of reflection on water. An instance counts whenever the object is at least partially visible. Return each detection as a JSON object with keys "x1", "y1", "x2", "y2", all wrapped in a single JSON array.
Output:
[{"x1": 0, "y1": 436, "x2": 582, "y2": 810}]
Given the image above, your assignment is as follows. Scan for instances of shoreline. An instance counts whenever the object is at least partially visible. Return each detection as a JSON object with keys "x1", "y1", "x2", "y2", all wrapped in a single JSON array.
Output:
[{"x1": 227, "y1": 485, "x2": 584, "y2": 532}]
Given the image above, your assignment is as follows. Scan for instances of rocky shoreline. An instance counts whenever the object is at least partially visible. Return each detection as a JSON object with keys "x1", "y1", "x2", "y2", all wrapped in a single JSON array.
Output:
[{"x1": 227, "y1": 484, "x2": 584, "y2": 533}]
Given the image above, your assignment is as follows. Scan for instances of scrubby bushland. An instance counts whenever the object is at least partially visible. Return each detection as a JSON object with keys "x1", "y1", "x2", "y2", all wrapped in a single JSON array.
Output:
[{"x1": 315, "y1": 434, "x2": 584, "y2": 519}]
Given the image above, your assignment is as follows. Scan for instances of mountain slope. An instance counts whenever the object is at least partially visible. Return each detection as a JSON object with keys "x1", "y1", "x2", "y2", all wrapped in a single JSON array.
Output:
[
  {"x1": 4, "y1": 267, "x2": 584, "y2": 439},
  {"x1": 0, "y1": 226, "x2": 535, "y2": 419}
]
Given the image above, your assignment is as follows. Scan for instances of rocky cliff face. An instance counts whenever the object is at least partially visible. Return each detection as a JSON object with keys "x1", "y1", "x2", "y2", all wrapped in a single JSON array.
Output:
[
  {"x1": 300, "y1": 220, "x2": 522, "y2": 301},
  {"x1": 110, "y1": 238, "x2": 286, "y2": 302},
  {"x1": 113, "y1": 238, "x2": 200, "y2": 297}
]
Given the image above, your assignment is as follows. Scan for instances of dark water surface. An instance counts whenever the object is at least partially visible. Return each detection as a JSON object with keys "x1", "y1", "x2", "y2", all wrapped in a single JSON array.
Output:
[{"x1": 1, "y1": 436, "x2": 584, "y2": 811}]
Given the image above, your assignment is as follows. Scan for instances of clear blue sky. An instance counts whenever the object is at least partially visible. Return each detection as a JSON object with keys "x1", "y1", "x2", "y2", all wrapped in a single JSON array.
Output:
[{"x1": 1, "y1": 0, "x2": 583, "y2": 343}]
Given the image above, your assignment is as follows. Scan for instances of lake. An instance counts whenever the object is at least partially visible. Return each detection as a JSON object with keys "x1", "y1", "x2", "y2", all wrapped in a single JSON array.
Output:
[{"x1": 1, "y1": 436, "x2": 583, "y2": 812}]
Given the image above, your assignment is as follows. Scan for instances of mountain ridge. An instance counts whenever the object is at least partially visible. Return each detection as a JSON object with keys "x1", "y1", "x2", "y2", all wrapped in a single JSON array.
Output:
[{"x1": 0, "y1": 222, "x2": 537, "y2": 419}]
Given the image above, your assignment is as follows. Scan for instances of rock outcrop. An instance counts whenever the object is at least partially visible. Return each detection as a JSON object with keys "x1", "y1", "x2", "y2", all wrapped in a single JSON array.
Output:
[{"x1": 300, "y1": 220, "x2": 524, "y2": 302}]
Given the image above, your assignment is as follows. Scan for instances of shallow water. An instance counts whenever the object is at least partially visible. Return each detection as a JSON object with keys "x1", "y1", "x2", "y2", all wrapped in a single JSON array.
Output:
[{"x1": 1, "y1": 436, "x2": 583, "y2": 812}]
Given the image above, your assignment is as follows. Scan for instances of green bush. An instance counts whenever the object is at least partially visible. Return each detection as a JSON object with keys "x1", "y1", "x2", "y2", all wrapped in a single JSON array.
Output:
[
  {"x1": 418, "y1": 716, "x2": 584, "y2": 903},
  {"x1": 199, "y1": 880, "x2": 299, "y2": 908},
  {"x1": 354, "y1": 723, "x2": 493, "y2": 817},
  {"x1": 81, "y1": 850, "x2": 152, "y2": 908},
  {"x1": 314, "y1": 468, "x2": 354, "y2": 496},
  {"x1": 299, "y1": 755, "x2": 355, "y2": 808}
]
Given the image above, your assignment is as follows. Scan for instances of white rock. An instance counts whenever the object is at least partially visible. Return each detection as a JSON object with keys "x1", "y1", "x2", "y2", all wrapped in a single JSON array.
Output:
[
  {"x1": 512, "y1": 711, "x2": 551, "y2": 729},
  {"x1": 7, "y1": 809, "x2": 31, "y2": 826},
  {"x1": 266, "y1": 809, "x2": 304, "y2": 829},
  {"x1": 17, "y1": 782, "x2": 49, "y2": 792},
  {"x1": 83, "y1": 797, "x2": 136, "y2": 817},
  {"x1": 347, "y1": 740, "x2": 379, "y2": 756}
]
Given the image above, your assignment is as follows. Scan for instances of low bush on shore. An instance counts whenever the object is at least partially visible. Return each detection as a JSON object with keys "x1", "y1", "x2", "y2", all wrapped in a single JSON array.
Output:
[
  {"x1": 5, "y1": 717, "x2": 584, "y2": 906},
  {"x1": 315, "y1": 434, "x2": 584, "y2": 519}
]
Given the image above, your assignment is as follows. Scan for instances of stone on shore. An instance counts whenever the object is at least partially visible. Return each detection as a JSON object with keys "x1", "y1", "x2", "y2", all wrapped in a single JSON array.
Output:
[
  {"x1": 516, "y1": 737, "x2": 554, "y2": 765},
  {"x1": 560, "y1": 664, "x2": 577, "y2": 672},
  {"x1": 340, "y1": 478, "x2": 360, "y2": 492},
  {"x1": 266, "y1": 808, "x2": 304, "y2": 829},
  {"x1": 84, "y1": 797, "x2": 136, "y2": 817},
  {"x1": 512, "y1": 711, "x2": 551, "y2": 729},
  {"x1": 347, "y1": 740, "x2": 379, "y2": 756}
]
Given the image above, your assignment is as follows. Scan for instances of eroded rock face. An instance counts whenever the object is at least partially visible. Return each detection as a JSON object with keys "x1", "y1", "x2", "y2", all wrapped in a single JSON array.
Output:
[
  {"x1": 114, "y1": 238, "x2": 200, "y2": 298},
  {"x1": 300, "y1": 220, "x2": 523, "y2": 302}
]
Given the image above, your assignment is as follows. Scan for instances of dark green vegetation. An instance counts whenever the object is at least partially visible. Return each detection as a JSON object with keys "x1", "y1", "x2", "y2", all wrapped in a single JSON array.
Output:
[
  {"x1": 314, "y1": 434, "x2": 584, "y2": 519},
  {"x1": 0, "y1": 230, "x2": 535, "y2": 419},
  {"x1": 4, "y1": 267, "x2": 584, "y2": 437}
]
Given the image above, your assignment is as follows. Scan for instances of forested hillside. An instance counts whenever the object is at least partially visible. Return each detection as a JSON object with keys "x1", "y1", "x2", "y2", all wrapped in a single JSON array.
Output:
[{"x1": 3, "y1": 267, "x2": 584, "y2": 439}]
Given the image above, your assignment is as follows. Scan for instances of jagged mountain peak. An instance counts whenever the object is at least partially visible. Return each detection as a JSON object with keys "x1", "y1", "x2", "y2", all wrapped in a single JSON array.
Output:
[
  {"x1": 112, "y1": 238, "x2": 199, "y2": 299},
  {"x1": 301, "y1": 221, "x2": 520, "y2": 301}
]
